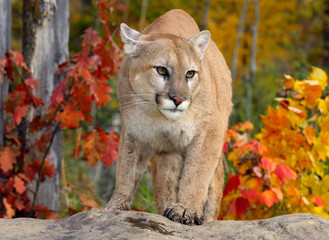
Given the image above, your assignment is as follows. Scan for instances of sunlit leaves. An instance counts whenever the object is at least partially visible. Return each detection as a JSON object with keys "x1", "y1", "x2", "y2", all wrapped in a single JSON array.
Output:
[{"x1": 220, "y1": 67, "x2": 329, "y2": 220}]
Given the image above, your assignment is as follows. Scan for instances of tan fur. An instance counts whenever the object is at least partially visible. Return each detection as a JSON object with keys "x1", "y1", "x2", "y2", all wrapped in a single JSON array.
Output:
[{"x1": 106, "y1": 9, "x2": 233, "y2": 225}]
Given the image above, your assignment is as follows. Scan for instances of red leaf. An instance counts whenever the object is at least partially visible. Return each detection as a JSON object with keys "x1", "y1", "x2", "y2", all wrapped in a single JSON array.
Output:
[
  {"x1": 24, "y1": 158, "x2": 56, "y2": 182},
  {"x1": 13, "y1": 105, "x2": 29, "y2": 125},
  {"x1": 25, "y1": 77, "x2": 39, "y2": 89},
  {"x1": 235, "y1": 197, "x2": 250, "y2": 218},
  {"x1": 14, "y1": 198, "x2": 25, "y2": 211},
  {"x1": 223, "y1": 175, "x2": 240, "y2": 197},
  {"x1": 0, "y1": 147, "x2": 17, "y2": 172},
  {"x1": 12, "y1": 51, "x2": 28, "y2": 69},
  {"x1": 274, "y1": 164, "x2": 297, "y2": 183},
  {"x1": 5, "y1": 51, "x2": 14, "y2": 81},
  {"x1": 90, "y1": 80, "x2": 112, "y2": 106},
  {"x1": 81, "y1": 67, "x2": 91, "y2": 81},
  {"x1": 260, "y1": 190, "x2": 279, "y2": 208},
  {"x1": 222, "y1": 142, "x2": 228, "y2": 153},
  {"x1": 41, "y1": 158, "x2": 56, "y2": 181},
  {"x1": 313, "y1": 196, "x2": 326, "y2": 207},
  {"x1": 50, "y1": 79, "x2": 67, "y2": 105},
  {"x1": 34, "y1": 130, "x2": 52, "y2": 154},
  {"x1": 251, "y1": 140, "x2": 267, "y2": 154},
  {"x1": 14, "y1": 176, "x2": 26, "y2": 194},
  {"x1": 101, "y1": 130, "x2": 119, "y2": 166},
  {"x1": 34, "y1": 205, "x2": 55, "y2": 219}
]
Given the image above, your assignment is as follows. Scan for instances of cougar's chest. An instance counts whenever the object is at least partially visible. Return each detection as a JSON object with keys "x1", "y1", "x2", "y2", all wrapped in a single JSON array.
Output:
[{"x1": 127, "y1": 114, "x2": 196, "y2": 152}]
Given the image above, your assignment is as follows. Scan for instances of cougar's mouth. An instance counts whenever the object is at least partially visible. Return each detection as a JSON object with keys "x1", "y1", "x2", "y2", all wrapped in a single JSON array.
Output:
[{"x1": 155, "y1": 94, "x2": 190, "y2": 119}]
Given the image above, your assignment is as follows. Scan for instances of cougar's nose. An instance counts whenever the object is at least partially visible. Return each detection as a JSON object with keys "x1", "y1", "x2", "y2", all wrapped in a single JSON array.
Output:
[{"x1": 170, "y1": 95, "x2": 187, "y2": 106}]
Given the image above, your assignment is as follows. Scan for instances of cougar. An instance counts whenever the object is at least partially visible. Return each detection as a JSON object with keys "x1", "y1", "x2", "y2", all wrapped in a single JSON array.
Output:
[{"x1": 106, "y1": 9, "x2": 232, "y2": 225}]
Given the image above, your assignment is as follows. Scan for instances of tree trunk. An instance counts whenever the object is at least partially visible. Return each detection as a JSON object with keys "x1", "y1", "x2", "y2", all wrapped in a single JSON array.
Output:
[
  {"x1": 139, "y1": 0, "x2": 149, "y2": 29},
  {"x1": 0, "y1": 0, "x2": 11, "y2": 146},
  {"x1": 22, "y1": 0, "x2": 69, "y2": 212},
  {"x1": 231, "y1": 0, "x2": 250, "y2": 87},
  {"x1": 201, "y1": 0, "x2": 211, "y2": 30},
  {"x1": 245, "y1": 0, "x2": 259, "y2": 120}
]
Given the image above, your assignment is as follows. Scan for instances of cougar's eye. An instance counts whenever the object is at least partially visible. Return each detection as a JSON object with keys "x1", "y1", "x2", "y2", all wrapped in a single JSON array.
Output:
[
  {"x1": 155, "y1": 66, "x2": 168, "y2": 77},
  {"x1": 186, "y1": 70, "x2": 196, "y2": 79}
]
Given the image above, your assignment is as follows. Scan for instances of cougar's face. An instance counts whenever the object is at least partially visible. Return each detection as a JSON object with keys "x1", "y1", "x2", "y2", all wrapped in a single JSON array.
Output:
[
  {"x1": 129, "y1": 38, "x2": 201, "y2": 119},
  {"x1": 120, "y1": 23, "x2": 210, "y2": 119}
]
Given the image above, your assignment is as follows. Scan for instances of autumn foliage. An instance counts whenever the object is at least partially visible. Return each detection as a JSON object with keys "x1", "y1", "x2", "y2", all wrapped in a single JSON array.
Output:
[
  {"x1": 0, "y1": 1, "x2": 120, "y2": 218},
  {"x1": 219, "y1": 67, "x2": 329, "y2": 220}
]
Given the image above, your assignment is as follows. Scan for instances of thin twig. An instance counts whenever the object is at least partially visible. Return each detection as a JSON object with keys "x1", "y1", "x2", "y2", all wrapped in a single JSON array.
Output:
[{"x1": 29, "y1": 121, "x2": 61, "y2": 217}]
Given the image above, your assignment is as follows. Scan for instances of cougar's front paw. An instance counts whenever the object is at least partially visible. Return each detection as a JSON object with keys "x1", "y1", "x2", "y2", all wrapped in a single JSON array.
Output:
[
  {"x1": 105, "y1": 193, "x2": 129, "y2": 211},
  {"x1": 164, "y1": 204, "x2": 204, "y2": 226}
]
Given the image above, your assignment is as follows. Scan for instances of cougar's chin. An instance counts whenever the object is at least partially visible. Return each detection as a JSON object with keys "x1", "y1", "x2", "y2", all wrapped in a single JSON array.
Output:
[{"x1": 159, "y1": 109, "x2": 184, "y2": 119}]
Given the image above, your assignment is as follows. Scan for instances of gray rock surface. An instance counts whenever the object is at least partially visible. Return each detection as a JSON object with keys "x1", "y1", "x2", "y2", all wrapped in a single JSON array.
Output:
[{"x1": 1, "y1": 210, "x2": 329, "y2": 239}]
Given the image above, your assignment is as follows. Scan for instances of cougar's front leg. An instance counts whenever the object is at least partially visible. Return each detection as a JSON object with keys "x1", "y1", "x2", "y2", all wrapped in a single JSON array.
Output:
[
  {"x1": 152, "y1": 152, "x2": 184, "y2": 215},
  {"x1": 164, "y1": 126, "x2": 225, "y2": 225},
  {"x1": 106, "y1": 128, "x2": 153, "y2": 211}
]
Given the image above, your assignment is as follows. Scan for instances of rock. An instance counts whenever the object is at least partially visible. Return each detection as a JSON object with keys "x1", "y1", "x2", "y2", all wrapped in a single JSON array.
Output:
[{"x1": 1, "y1": 210, "x2": 329, "y2": 239}]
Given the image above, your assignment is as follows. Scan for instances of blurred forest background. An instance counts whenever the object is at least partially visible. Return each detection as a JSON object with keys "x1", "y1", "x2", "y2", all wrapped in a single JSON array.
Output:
[{"x1": 1, "y1": 0, "x2": 329, "y2": 219}]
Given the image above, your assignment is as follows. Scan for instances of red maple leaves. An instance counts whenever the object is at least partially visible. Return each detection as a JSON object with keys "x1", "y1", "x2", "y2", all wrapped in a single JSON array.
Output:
[{"x1": 0, "y1": 1, "x2": 121, "y2": 218}]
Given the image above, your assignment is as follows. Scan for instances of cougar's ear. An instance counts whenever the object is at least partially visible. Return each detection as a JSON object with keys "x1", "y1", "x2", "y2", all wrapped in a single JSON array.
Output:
[
  {"x1": 120, "y1": 23, "x2": 144, "y2": 56},
  {"x1": 189, "y1": 30, "x2": 211, "y2": 61}
]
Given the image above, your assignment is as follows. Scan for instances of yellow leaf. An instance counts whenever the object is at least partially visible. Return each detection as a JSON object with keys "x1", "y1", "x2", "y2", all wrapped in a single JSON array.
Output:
[
  {"x1": 285, "y1": 184, "x2": 300, "y2": 206},
  {"x1": 308, "y1": 66, "x2": 328, "y2": 90},
  {"x1": 318, "y1": 99, "x2": 328, "y2": 115}
]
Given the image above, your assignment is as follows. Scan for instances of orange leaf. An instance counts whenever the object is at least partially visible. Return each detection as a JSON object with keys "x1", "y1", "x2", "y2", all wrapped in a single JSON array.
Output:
[
  {"x1": 57, "y1": 104, "x2": 85, "y2": 129},
  {"x1": 260, "y1": 190, "x2": 279, "y2": 208},
  {"x1": 101, "y1": 130, "x2": 119, "y2": 167},
  {"x1": 303, "y1": 84, "x2": 322, "y2": 108},
  {"x1": 14, "y1": 176, "x2": 26, "y2": 194},
  {"x1": 283, "y1": 74, "x2": 294, "y2": 90},
  {"x1": 274, "y1": 164, "x2": 297, "y2": 183},
  {"x1": 303, "y1": 126, "x2": 316, "y2": 145},
  {"x1": 313, "y1": 196, "x2": 326, "y2": 207},
  {"x1": 79, "y1": 194, "x2": 98, "y2": 208},
  {"x1": 260, "y1": 157, "x2": 276, "y2": 172},
  {"x1": 82, "y1": 129, "x2": 104, "y2": 166},
  {"x1": 3, "y1": 198, "x2": 15, "y2": 218},
  {"x1": 0, "y1": 146, "x2": 17, "y2": 172},
  {"x1": 231, "y1": 121, "x2": 254, "y2": 132}
]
